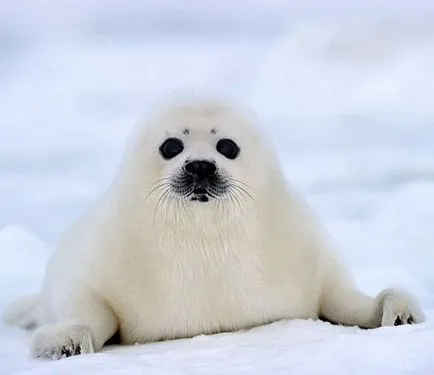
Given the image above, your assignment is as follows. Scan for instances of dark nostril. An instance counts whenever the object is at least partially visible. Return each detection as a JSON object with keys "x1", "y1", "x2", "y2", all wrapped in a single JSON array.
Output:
[{"x1": 185, "y1": 160, "x2": 216, "y2": 178}]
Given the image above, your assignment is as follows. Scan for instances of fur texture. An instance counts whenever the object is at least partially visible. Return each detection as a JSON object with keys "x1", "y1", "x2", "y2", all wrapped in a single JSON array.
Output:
[{"x1": 2, "y1": 98, "x2": 426, "y2": 360}]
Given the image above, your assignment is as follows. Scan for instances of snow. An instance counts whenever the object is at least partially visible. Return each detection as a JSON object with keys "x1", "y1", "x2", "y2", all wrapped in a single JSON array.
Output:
[
  {"x1": 1, "y1": 1, "x2": 434, "y2": 374},
  {"x1": 1, "y1": 319, "x2": 433, "y2": 375}
]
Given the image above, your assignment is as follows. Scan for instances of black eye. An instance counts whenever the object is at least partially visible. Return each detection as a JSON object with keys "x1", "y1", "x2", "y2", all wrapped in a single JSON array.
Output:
[
  {"x1": 159, "y1": 138, "x2": 184, "y2": 160},
  {"x1": 216, "y1": 138, "x2": 239, "y2": 160}
]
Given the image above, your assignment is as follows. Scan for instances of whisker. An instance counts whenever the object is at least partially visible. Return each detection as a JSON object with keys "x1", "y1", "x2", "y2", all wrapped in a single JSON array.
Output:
[
  {"x1": 228, "y1": 177, "x2": 252, "y2": 189},
  {"x1": 145, "y1": 171, "x2": 258, "y2": 218},
  {"x1": 153, "y1": 186, "x2": 172, "y2": 219},
  {"x1": 144, "y1": 182, "x2": 171, "y2": 202},
  {"x1": 230, "y1": 184, "x2": 256, "y2": 205}
]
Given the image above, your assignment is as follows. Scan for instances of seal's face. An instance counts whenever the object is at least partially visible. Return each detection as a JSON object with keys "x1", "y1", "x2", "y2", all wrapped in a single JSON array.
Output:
[{"x1": 158, "y1": 135, "x2": 240, "y2": 203}]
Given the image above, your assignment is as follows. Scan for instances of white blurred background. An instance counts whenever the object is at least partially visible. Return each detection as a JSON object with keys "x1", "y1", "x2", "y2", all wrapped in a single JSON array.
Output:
[{"x1": 1, "y1": 1, "x2": 434, "y2": 306}]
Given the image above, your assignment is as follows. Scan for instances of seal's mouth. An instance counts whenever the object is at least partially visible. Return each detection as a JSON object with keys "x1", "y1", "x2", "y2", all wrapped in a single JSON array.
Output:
[
  {"x1": 170, "y1": 171, "x2": 228, "y2": 203},
  {"x1": 188, "y1": 184, "x2": 215, "y2": 203},
  {"x1": 191, "y1": 188, "x2": 210, "y2": 202}
]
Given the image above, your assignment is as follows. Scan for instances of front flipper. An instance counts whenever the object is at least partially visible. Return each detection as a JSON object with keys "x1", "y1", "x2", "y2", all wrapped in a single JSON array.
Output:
[
  {"x1": 377, "y1": 288, "x2": 426, "y2": 327},
  {"x1": 31, "y1": 291, "x2": 118, "y2": 360},
  {"x1": 319, "y1": 284, "x2": 425, "y2": 329},
  {"x1": 32, "y1": 323, "x2": 94, "y2": 360}
]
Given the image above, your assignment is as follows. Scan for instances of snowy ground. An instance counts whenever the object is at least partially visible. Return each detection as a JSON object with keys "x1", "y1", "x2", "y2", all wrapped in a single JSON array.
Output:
[{"x1": 1, "y1": 2, "x2": 434, "y2": 374}]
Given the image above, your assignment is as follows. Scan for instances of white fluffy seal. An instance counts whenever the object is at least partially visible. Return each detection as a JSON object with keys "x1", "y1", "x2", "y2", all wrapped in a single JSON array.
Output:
[{"x1": 3, "y1": 98, "x2": 425, "y2": 360}]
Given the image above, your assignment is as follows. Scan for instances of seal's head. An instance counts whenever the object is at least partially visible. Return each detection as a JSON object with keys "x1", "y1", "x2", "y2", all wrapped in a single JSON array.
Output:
[{"x1": 120, "y1": 99, "x2": 280, "y2": 217}]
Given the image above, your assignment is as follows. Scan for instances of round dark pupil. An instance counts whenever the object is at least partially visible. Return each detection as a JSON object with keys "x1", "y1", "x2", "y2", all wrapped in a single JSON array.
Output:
[
  {"x1": 217, "y1": 139, "x2": 239, "y2": 159},
  {"x1": 160, "y1": 138, "x2": 183, "y2": 159}
]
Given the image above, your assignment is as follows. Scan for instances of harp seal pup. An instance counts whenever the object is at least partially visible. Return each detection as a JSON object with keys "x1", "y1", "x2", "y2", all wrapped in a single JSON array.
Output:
[{"x1": 2, "y1": 98, "x2": 425, "y2": 359}]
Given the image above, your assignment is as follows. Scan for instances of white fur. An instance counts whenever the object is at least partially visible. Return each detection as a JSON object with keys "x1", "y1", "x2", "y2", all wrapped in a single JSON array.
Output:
[{"x1": 2, "y1": 98, "x2": 426, "y2": 360}]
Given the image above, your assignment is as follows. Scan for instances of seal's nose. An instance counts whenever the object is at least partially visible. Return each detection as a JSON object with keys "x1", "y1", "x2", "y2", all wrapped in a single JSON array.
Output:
[{"x1": 185, "y1": 160, "x2": 216, "y2": 179}]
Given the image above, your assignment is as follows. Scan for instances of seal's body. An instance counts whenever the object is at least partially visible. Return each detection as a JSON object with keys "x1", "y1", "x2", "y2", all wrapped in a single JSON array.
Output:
[{"x1": 3, "y1": 99, "x2": 425, "y2": 359}]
